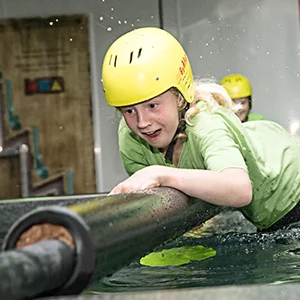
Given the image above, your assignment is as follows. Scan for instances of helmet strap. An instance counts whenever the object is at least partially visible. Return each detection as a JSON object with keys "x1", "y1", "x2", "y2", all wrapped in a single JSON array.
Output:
[
  {"x1": 164, "y1": 106, "x2": 188, "y2": 164},
  {"x1": 164, "y1": 139, "x2": 176, "y2": 163}
]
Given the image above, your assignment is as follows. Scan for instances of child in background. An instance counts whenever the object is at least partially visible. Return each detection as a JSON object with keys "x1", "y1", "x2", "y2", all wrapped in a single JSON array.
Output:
[
  {"x1": 102, "y1": 27, "x2": 300, "y2": 231},
  {"x1": 220, "y1": 74, "x2": 266, "y2": 122}
]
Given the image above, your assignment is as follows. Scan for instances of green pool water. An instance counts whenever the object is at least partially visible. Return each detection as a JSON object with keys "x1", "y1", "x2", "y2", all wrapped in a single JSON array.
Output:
[{"x1": 86, "y1": 211, "x2": 300, "y2": 294}]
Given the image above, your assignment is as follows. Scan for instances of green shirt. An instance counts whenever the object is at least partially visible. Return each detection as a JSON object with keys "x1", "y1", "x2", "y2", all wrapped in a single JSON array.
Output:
[
  {"x1": 247, "y1": 112, "x2": 267, "y2": 121},
  {"x1": 118, "y1": 101, "x2": 300, "y2": 229}
]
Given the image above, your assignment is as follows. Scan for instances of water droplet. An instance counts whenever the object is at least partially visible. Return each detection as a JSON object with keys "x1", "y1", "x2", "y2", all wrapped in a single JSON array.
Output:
[{"x1": 107, "y1": 27, "x2": 112, "y2": 32}]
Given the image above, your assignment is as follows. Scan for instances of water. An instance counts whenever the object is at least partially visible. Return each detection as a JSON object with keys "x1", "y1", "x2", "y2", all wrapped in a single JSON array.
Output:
[{"x1": 86, "y1": 211, "x2": 300, "y2": 293}]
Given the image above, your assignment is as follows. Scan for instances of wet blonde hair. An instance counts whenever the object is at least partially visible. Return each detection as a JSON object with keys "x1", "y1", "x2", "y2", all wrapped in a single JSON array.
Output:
[
  {"x1": 171, "y1": 79, "x2": 241, "y2": 142},
  {"x1": 186, "y1": 79, "x2": 240, "y2": 124}
]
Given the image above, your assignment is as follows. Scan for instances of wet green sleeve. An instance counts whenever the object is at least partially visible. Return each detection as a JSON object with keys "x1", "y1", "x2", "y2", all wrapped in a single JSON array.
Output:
[{"x1": 191, "y1": 112, "x2": 248, "y2": 172}]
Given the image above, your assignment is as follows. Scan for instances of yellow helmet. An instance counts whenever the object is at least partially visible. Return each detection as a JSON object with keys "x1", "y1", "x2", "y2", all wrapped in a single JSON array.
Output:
[
  {"x1": 102, "y1": 27, "x2": 194, "y2": 107},
  {"x1": 220, "y1": 74, "x2": 252, "y2": 99}
]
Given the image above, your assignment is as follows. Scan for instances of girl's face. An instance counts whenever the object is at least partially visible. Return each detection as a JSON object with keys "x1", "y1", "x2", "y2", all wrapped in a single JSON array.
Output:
[
  {"x1": 233, "y1": 97, "x2": 250, "y2": 122},
  {"x1": 120, "y1": 91, "x2": 180, "y2": 151}
]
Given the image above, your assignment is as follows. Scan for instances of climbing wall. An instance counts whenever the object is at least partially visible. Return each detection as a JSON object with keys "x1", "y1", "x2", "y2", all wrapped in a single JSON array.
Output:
[{"x1": 0, "y1": 14, "x2": 96, "y2": 197}]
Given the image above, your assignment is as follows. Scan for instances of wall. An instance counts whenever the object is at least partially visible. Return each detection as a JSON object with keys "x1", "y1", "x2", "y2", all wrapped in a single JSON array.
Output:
[
  {"x1": 163, "y1": 0, "x2": 300, "y2": 139},
  {"x1": 0, "y1": 0, "x2": 160, "y2": 192},
  {"x1": 1, "y1": 0, "x2": 300, "y2": 192}
]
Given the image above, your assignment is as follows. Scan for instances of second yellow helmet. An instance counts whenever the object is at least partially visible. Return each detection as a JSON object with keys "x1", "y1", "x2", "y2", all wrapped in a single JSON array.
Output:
[
  {"x1": 220, "y1": 74, "x2": 252, "y2": 99},
  {"x1": 102, "y1": 27, "x2": 194, "y2": 107}
]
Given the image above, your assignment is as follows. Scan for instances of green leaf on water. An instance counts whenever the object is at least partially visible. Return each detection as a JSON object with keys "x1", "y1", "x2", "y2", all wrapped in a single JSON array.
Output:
[{"x1": 140, "y1": 245, "x2": 216, "y2": 267}]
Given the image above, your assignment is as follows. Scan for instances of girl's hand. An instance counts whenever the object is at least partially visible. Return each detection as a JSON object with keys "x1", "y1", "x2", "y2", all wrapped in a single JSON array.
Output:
[{"x1": 109, "y1": 165, "x2": 169, "y2": 195}]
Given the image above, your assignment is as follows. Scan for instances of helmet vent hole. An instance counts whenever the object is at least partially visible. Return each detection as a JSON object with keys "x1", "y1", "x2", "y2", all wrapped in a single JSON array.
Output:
[
  {"x1": 138, "y1": 48, "x2": 142, "y2": 58},
  {"x1": 114, "y1": 55, "x2": 118, "y2": 67},
  {"x1": 129, "y1": 51, "x2": 134, "y2": 64},
  {"x1": 109, "y1": 55, "x2": 113, "y2": 65}
]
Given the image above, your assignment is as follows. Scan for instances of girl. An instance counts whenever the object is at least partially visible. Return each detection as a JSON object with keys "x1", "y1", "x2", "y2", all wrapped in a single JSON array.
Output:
[
  {"x1": 220, "y1": 74, "x2": 267, "y2": 122},
  {"x1": 101, "y1": 27, "x2": 300, "y2": 231}
]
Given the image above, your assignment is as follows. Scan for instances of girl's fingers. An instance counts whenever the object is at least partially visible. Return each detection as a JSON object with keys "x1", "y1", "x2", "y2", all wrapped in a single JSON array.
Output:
[{"x1": 108, "y1": 185, "x2": 122, "y2": 195}]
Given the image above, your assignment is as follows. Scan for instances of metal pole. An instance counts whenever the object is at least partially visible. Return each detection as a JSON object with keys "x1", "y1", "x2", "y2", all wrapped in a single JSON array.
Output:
[
  {"x1": 0, "y1": 240, "x2": 74, "y2": 300},
  {"x1": 2, "y1": 187, "x2": 221, "y2": 298},
  {"x1": 0, "y1": 71, "x2": 5, "y2": 150},
  {"x1": 19, "y1": 144, "x2": 30, "y2": 198},
  {"x1": 0, "y1": 193, "x2": 106, "y2": 237}
]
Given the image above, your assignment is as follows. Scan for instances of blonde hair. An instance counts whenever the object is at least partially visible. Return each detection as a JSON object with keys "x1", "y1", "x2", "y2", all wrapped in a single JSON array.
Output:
[
  {"x1": 171, "y1": 79, "x2": 241, "y2": 143},
  {"x1": 185, "y1": 79, "x2": 240, "y2": 125}
]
